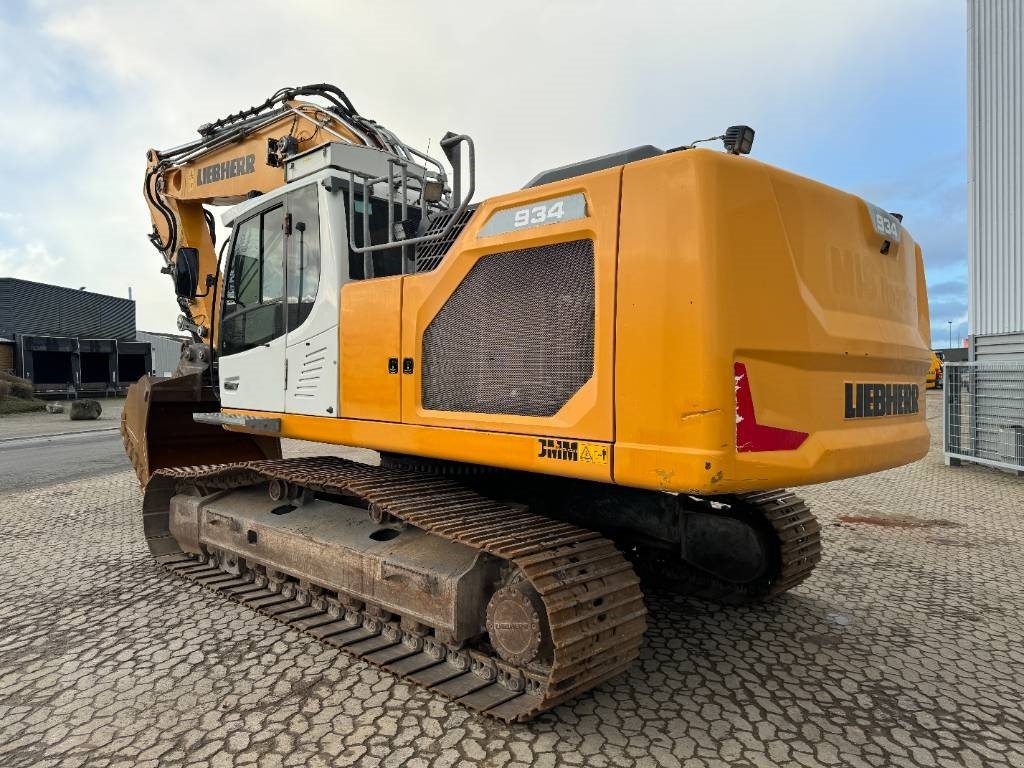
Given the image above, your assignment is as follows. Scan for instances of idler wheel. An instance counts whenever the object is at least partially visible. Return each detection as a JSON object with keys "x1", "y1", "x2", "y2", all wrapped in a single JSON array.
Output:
[
  {"x1": 485, "y1": 583, "x2": 551, "y2": 666},
  {"x1": 268, "y1": 479, "x2": 289, "y2": 502}
]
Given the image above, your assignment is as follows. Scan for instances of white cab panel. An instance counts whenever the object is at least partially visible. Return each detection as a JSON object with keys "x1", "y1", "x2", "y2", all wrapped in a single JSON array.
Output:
[
  {"x1": 219, "y1": 338, "x2": 287, "y2": 412},
  {"x1": 218, "y1": 200, "x2": 288, "y2": 412},
  {"x1": 218, "y1": 170, "x2": 349, "y2": 417},
  {"x1": 284, "y1": 180, "x2": 342, "y2": 416},
  {"x1": 286, "y1": 326, "x2": 338, "y2": 415}
]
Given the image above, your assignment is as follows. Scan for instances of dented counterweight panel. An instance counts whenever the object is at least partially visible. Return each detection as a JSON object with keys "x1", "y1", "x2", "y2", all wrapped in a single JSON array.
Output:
[{"x1": 614, "y1": 149, "x2": 931, "y2": 494}]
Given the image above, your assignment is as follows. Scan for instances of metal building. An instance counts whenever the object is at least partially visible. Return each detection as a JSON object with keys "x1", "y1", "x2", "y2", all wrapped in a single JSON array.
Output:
[
  {"x1": 0, "y1": 278, "x2": 137, "y2": 340},
  {"x1": 967, "y1": 0, "x2": 1024, "y2": 360},
  {"x1": 0, "y1": 277, "x2": 151, "y2": 397},
  {"x1": 946, "y1": 2, "x2": 1024, "y2": 474},
  {"x1": 137, "y1": 331, "x2": 188, "y2": 377}
]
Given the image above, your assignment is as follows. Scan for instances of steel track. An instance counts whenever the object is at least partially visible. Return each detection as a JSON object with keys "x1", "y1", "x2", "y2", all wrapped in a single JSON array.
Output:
[
  {"x1": 630, "y1": 490, "x2": 822, "y2": 603},
  {"x1": 142, "y1": 456, "x2": 647, "y2": 722},
  {"x1": 745, "y1": 490, "x2": 823, "y2": 597}
]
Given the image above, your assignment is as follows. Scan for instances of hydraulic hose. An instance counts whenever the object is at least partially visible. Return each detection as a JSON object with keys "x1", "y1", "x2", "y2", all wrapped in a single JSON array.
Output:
[
  {"x1": 144, "y1": 168, "x2": 177, "y2": 257},
  {"x1": 204, "y1": 208, "x2": 216, "y2": 248}
]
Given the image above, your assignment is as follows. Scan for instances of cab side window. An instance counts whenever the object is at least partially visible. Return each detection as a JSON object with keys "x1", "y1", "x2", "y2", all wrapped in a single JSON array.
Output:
[
  {"x1": 346, "y1": 196, "x2": 420, "y2": 280},
  {"x1": 221, "y1": 205, "x2": 285, "y2": 356},
  {"x1": 287, "y1": 184, "x2": 321, "y2": 329}
]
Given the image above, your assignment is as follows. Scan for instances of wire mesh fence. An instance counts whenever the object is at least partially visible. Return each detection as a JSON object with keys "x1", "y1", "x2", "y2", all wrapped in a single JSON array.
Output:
[{"x1": 944, "y1": 361, "x2": 1024, "y2": 473}]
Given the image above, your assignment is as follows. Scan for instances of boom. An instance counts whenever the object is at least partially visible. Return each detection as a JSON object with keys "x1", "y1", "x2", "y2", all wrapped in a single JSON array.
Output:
[{"x1": 144, "y1": 84, "x2": 445, "y2": 341}]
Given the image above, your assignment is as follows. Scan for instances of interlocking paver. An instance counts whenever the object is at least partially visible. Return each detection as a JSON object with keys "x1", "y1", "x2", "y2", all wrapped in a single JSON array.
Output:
[{"x1": 0, "y1": 393, "x2": 1022, "y2": 766}]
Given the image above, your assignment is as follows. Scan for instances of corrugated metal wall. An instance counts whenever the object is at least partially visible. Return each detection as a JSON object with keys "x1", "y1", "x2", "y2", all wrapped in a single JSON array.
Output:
[
  {"x1": 136, "y1": 331, "x2": 186, "y2": 377},
  {"x1": 974, "y1": 331, "x2": 1024, "y2": 360},
  {"x1": 968, "y1": 0, "x2": 1024, "y2": 355},
  {"x1": 0, "y1": 280, "x2": 14, "y2": 338},
  {"x1": 0, "y1": 278, "x2": 136, "y2": 340}
]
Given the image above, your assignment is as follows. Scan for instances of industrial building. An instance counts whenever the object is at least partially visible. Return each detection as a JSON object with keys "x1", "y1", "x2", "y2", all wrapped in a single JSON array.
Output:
[
  {"x1": 0, "y1": 277, "x2": 151, "y2": 397},
  {"x1": 136, "y1": 330, "x2": 188, "y2": 377},
  {"x1": 967, "y1": 0, "x2": 1024, "y2": 361},
  {"x1": 946, "y1": 0, "x2": 1024, "y2": 474}
]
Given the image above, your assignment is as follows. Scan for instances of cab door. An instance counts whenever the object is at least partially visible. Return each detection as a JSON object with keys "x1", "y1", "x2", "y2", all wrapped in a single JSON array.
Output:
[
  {"x1": 284, "y1": 182, "x2": 340, "y2": 416},
  {"x1": 218, "y1": 203, "x2": 287, "y2": 412}
]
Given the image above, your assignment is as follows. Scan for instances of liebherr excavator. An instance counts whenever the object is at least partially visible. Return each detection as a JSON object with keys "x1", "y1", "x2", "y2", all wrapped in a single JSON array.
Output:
[{"x1": 123, "y1": 84, "x2": 932, "y2": 721}]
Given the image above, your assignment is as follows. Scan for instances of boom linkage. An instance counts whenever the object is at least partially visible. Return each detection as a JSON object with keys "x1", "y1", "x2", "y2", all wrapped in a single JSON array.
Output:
[{"x1": 143, "y1": 83, "x2": 453, "y2": 344}]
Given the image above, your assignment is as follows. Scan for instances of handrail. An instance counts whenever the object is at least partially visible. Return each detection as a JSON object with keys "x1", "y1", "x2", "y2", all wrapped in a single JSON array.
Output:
[{"x1": 344, "y1": 135, "x2": 475, "y2": 269}]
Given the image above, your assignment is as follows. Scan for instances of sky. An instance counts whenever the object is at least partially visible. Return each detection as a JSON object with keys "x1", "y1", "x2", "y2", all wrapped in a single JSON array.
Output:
[{"x1": 0, "y1": 0, "x2": 967, "y2": 345}]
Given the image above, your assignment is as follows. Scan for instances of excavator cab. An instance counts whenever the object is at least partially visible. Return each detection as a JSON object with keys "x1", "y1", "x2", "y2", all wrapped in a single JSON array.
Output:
[
  {"x1": 124, "y1": 105, "x2": 474, "y2": 485},
  {"x1": 216, "y1": 182, "x2": 322, "y2": 414},
  {"x1": 212, "y1": 140, "x2": 467, "y2": 416}
]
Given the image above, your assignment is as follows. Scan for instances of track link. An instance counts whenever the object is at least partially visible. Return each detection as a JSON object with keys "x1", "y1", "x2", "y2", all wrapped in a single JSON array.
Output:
[
  {"x1": 143, "y1": 456, "x2": 646, "y2": 722},
  {"x1": 632, "y1": 490, "x2": 822, "y2": 603},
  {"x1": 743, "y1": 490, "x2": 822, "y2": 597}
]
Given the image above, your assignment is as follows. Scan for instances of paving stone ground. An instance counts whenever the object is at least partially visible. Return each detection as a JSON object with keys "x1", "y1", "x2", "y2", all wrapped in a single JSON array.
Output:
[{"x1": 1, "y1": 392, "x2": 1022, "y2": 768}]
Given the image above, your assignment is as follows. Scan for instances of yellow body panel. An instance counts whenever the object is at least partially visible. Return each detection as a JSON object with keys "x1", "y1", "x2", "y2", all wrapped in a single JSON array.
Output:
[
  {"x1": 225, "y1": 149, "x2": 930, "y2": 496},
  {"x1": 339, "y1": 276, "x2": 403, "y2": 421},
  {"x1": 613, "y1": 150, "x2": 930, "y2": 492},
  {"x1": 224, "y1": 413, "x2": 613, "y2": 483}
]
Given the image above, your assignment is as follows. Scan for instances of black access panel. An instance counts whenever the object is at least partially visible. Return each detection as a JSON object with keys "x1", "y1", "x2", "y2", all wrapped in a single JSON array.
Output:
[
  {"x1": 78, "y1": 338, "x2": 117, "y2": 395},
  {"x1": 116, "y1": 340, "x2": 152, "y2": 390},
  {"x1": 20, "y1": 335, "x2": 78, "y2": 395}
]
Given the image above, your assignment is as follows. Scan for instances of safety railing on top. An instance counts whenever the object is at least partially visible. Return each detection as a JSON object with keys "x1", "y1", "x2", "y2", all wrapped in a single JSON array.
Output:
[{"x1": 343, "y1": 133, "x2": 475, "y2": 278}]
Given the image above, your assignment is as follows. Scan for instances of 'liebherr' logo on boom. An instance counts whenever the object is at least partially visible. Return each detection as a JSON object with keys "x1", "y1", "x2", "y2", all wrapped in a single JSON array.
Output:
[{"x1": 197, "y1": 154, "x2": 256, "y2": 186}]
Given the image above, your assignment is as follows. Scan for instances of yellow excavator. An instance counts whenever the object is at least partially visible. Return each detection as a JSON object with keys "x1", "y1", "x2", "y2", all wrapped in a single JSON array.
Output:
[{"x1": 123, "y1": 84, "x2": 932, "y2": 721}]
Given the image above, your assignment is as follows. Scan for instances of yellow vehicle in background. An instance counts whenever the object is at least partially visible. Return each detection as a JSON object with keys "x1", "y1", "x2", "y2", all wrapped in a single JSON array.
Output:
[{"x1": 927, "y1": 351, "x2": 944, "y2": 389}]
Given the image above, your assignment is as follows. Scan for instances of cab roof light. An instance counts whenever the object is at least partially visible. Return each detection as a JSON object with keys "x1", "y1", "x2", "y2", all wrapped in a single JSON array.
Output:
[
  {"x1": 723, "y1": 125, "x2": 755, "y2": 155},
  {"x1": 668, "y1": 125, "x2": 756, "y2": 155}
]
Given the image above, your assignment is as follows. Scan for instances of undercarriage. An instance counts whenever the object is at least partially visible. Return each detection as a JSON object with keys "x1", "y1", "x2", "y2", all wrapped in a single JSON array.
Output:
[
  {"x1": 138, "y1": 453, "x2": 821, "y2": 721},
  {"x1": 378, "y1": 453, "x2": 822, "y2": 602}
]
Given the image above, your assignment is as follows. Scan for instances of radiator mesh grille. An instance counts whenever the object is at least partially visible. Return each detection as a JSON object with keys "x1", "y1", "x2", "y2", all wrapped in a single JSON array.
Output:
[
  {"x1": 421, "y1": 239, "x2": 595, "y2": 417},
  {"x1": 414, "y1": 205, "x2": 478, "y2": 273}
]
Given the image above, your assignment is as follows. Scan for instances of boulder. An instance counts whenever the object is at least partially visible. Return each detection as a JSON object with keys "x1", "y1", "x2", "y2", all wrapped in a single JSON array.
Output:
[
  {"x1": 69, "y1": 400, "x2": 102, "y2": 421},
  {"x1": 45, "y1": 403, "x2": 65, "y2": 414}
]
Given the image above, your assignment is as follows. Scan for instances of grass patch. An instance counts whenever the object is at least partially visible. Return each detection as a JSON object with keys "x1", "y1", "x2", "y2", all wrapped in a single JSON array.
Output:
[
  {"x1": 0, "y1": 372, "x2": 34, "y2": 399},
  {"x1": 0, "y1": 398, "x2": 48, "y2": 415}
]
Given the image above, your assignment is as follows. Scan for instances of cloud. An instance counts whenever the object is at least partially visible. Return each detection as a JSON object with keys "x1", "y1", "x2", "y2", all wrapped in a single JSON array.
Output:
[
  {"x1": 0, "y1": 0, "x2": 966, "y2": 335},
  {"x1": 0, "y1": 240, "x2": 64, "y2": 283},
  {"x1": 927, "y1": 280, "x2": 969, "y2": 346},
  {"x1": 0, "y1": 210, "x2": 64, "y2": 281},
  {"x1": 856, "y1": 150, "x2": 967, "y2": 272},
  {"x1": 930, "y1": 296, "x2": 968, "y2": 319},
  {"x1": 928, "y1": 279, "x2": 968, "y2": 297},
  {"x1": 0, "y1": 13, "x2": 105, "y2": 155}
]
